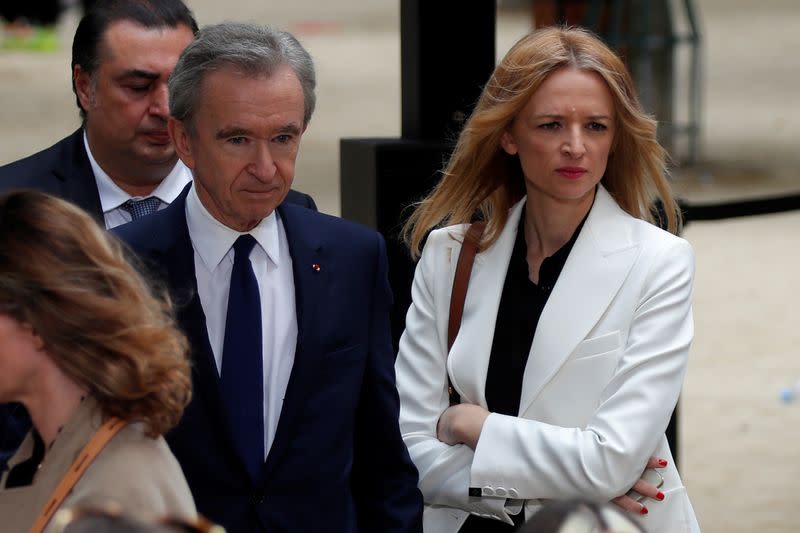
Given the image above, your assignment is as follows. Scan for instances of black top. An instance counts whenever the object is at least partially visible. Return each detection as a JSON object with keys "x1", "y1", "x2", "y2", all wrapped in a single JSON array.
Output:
[
  {"x1": 3, "y1": 431, "x2": 44, "y2": 488},
  {"x1": 462, "y1": 206, "x2": 587, "y2": 533},
  {"x1": 484, "y1": 208, "x2": 586, "y2": 417}
]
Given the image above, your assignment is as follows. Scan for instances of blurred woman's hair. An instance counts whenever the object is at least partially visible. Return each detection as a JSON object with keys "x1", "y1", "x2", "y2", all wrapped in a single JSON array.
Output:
[
  {"x1": 0, "y1": 190, "x2": 191, "y2": 437},
  {"x1": 403, "y1": 26, "x2": 680, "y2": 257}
]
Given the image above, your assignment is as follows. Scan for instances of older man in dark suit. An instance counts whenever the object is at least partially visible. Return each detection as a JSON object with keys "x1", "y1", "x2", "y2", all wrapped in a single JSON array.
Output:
[{"x1": 115, "y1": 23, "x2": 422, "y2": 532}]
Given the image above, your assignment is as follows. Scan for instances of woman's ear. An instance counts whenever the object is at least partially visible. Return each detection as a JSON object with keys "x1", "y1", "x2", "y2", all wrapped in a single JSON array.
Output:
[
  {"x1": 33, "y1": 334, "x2": 45, "y2": 351},
  {"x1": 500, "y1": 129, "x2": 518, "y2": 155},
  {"x1": 27, "y1": 325, "x2": 45, "y2": 351}
]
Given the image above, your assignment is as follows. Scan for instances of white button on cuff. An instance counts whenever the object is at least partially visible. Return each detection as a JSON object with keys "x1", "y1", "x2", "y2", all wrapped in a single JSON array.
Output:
[
  {"x1": 508, "y1": 488, "x2": 519, "y2": 499},
  {"x1": 494, "y1": 487, "x2": 507, "y2": 497},
  {"x1": 482, "y1": 486, "x2": 495, "y2": 496}
]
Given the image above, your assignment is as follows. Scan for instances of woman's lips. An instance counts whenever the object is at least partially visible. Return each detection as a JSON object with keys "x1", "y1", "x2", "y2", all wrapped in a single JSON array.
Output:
[{"x1": 556, "y1": 167, "x2": 587, "y2": 179}]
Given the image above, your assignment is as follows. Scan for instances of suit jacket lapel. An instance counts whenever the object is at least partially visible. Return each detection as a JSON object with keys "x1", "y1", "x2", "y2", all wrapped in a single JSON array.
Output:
[
  {"x1": 518, "y1": 186, "x2": 640, "y2": 415},
  {"x1": 57, "y1": 128, "x2": 103, "y2": 223},
  {"x1": 259, "y1": 203, "x2": 327, "y2": 483},
  {"x1": 155, "y1": 192, "x2": 235, "y2": 466}
]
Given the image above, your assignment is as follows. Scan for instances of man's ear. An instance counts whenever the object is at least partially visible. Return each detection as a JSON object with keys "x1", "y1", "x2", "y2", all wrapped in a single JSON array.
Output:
[
  {"x1": 73, "y1": 65, "x2": 94, "y2": 112},
  {"x1": 168, "y1": 118, "x2": 195, "y2": 170},
  {"x1": 499, "y1": 129, "x2": 518, "y2": 156}
]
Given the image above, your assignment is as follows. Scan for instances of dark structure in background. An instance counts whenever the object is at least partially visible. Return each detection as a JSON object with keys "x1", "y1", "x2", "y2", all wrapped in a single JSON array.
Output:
[{"x1": 340, "y1": 1, "x2": 496, "y2": 347}]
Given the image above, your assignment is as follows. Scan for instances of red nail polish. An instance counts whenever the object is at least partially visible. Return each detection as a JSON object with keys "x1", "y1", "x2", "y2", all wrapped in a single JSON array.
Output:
[
  {"x1": 640, "y1": 506, "x2": 649, "y2": 515},
  {"x1": 658, "y1": 459, "x2": 668, "y2": 467},
  {"x1": 656, "y1": 492, "x2": 665, "y2": 501}
]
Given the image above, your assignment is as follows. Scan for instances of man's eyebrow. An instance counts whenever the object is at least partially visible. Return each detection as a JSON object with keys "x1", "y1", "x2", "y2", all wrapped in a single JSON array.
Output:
[
  {"x1": 216, "y1": 127, "x2": 252, "y2": 140},
  {"x1": 118, "y1": 69, "x2": 159, "y2": 81},
  {"x1": 215, "y1": 123, "x2": 303, "y2": 140},
  {"x1": 276, "y1": 123, "x2": 302, "y2": 136}
]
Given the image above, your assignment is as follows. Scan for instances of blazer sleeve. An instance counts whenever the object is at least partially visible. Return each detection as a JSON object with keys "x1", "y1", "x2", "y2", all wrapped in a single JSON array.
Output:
[
  {"x1": 395, "y1": 229, "x2": 512, "y2": 520},
  {"x1": 352, "y1": 232, "x2": 424, "y2": 532},
  {"x1": 470, "y1": 237, "x2": 695, "y2": 501}
]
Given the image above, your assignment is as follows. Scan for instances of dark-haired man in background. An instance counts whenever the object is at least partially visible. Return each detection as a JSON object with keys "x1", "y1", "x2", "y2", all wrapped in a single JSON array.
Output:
[{"x1": 0, "y1": 0, "x2": 201, "y2": 226}]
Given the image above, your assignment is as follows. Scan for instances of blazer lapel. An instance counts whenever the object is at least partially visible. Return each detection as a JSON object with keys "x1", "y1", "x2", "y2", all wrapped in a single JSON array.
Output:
[
  {"x1": 258, "y1": 203, "x2": 327, "y2": 483},
  {"x1": 518, "y1": 186, "x2": 640, "y2": 415}
]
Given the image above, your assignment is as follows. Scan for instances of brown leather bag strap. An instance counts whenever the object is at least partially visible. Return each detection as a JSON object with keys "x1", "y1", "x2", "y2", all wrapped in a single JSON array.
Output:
[
  {"x1": 30, "y1": 416, "x2": 128, "y2": 533},
  {"x1": 446, "y1": 221, "x2": 486, "y2": 405}
]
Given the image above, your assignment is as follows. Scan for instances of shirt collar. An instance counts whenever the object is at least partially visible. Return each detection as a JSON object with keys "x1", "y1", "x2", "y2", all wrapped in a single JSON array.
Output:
[
  {"x1": 185, "y1": 183, "x2": 281, "y2": 272},
  {"x1": 83, "y1": 130, "x2": 192, "y2": 213}
]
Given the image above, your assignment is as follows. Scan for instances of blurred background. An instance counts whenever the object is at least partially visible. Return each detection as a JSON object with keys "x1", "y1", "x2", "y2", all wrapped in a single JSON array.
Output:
[{"x1": 1, "y1": 1, "x2": 799, "y2": 531}]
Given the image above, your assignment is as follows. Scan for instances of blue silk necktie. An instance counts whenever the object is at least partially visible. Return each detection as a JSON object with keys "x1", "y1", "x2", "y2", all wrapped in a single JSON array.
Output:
[{"x1": 220, "y1": 234, "x2": 265, "y2": 480}]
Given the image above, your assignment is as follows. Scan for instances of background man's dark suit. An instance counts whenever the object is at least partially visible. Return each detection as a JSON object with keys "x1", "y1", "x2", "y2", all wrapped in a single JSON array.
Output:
[
  {"x1": 0, "y1": 129, "x2": 104, "y2": 221},
  {"x1": 114, "y1": 186, "x2": 422, "y2": 532},
  {"x1": 0, "y1": 129, "x2": 317, "y2": 221}
]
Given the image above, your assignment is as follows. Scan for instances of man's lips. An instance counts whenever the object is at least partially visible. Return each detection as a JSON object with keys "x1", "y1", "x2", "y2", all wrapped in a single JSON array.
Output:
[
  {"x1": 556, "y1": 167, "x2": 587, "y2": 179},
  {"x1": 243, "y1": 188, "x2": 279, "y2": 197},
  {"x1": 142, "y1": 131, "x2": 171, "y2": 144}
]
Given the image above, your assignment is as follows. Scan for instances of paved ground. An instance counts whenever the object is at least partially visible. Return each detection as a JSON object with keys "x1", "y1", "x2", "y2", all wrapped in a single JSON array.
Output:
[{"x1": 1, "y1": 1, "x2": 799, "y2": 531}]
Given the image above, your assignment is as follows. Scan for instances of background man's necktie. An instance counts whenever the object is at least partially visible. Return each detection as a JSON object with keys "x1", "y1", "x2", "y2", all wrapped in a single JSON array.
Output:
[
  {"x1": 121, "y1": 197, "x2": 162, "y2": 220},
  {"x1": 220, "y1": 234, "x2": 265, "y2": 480}
]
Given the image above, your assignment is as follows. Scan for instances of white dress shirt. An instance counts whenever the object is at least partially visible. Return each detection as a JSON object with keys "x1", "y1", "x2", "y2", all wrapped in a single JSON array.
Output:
[
  {"x1": 84, "y1": 132, "x2": 192, "y2": 229},
  {"x1": 186, "y1": 184, "x2": 297, "y2": 458}
]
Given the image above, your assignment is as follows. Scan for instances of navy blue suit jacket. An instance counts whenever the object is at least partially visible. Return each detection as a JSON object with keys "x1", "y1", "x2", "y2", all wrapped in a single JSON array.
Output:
[{"x1": 114, "y1": 185, "x2": 422, "y2": 533}]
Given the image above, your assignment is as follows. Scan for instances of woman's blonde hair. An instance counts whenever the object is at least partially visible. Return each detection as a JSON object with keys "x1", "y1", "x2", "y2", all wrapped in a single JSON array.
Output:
[
  {"x1": 403, "y1": 26, "x2": 680, "y2": 258},
  {"x1": 0, "y1": 190, "x2": 191, "y2": 437}
]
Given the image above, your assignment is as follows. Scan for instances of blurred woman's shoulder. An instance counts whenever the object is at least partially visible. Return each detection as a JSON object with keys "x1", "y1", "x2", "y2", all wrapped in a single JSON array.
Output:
[{"x1": 66, "y1": 421, "x2": 196, "y2": 526}]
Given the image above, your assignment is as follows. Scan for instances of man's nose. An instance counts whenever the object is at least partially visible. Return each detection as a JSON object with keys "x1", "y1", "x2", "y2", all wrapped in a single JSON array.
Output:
[
  {"x1": 149, "y1": 83, "x2": 169, "y2": 119},
  {"x1": 248, "y1": 144, "x2": 277, "y2": 179}
]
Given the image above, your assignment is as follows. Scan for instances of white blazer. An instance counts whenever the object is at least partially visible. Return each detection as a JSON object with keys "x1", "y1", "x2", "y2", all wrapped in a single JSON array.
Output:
[{"x1": 396, "y1": 186, "x2": 700, "y2": 533}]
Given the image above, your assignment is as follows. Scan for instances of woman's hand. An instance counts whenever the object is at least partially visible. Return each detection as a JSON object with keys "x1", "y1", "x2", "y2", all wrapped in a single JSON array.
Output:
[
  {"x1": 611, "y1": 456, "x2": 668, "y2": 515},
  {"x1": 436, "y1": 403, "x2": 491, "y2": 450}
]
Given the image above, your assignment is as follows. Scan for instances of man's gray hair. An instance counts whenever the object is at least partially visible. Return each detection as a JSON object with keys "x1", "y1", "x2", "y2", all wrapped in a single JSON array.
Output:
[{"x1": 169, "y1": 22, "x2": 316, "y2": 131}]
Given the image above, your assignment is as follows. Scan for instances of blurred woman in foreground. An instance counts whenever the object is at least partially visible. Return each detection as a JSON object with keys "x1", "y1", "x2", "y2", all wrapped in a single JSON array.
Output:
[{"x1": 0, "y1": 190, "x2": 196, "y2": 532}]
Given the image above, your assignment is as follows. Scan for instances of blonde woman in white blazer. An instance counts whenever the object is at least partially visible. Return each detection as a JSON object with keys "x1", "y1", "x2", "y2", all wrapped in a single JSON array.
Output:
[{"x1": 396, "y1": 27, "x2": 700, "y2": 533}]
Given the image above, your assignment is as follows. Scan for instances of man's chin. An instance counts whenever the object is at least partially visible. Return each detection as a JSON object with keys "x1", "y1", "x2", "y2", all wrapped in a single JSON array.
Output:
[{"x1": 136, "y1": 146, "x2": 178, "y2": 167}]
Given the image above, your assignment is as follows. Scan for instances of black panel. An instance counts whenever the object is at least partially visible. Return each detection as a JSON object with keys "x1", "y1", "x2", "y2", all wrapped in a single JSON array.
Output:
[{"x1": 340, "y1": 138, "x2": 452, "y2": 350}]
